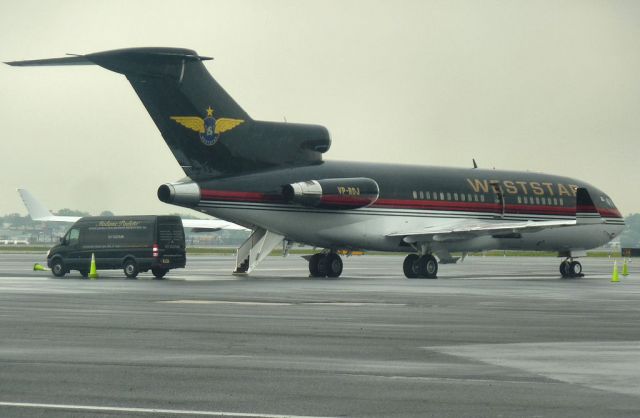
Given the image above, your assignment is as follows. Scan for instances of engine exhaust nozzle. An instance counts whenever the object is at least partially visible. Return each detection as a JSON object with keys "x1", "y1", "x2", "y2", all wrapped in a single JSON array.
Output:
[{"x1": 157, "y1": 182, "x2": 201, "y2": 206}]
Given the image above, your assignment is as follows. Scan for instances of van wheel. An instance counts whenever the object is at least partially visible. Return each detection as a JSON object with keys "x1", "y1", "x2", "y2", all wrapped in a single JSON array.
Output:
[
  {"x1": 151, "y1": 267, "x2": 167, "y2": 279},
  {"x1": 123, "y1": 259, "x2": 139, "y2": 279},
  {"x1": 51, "y1": 259, "x2": 66, "y2": 278}
]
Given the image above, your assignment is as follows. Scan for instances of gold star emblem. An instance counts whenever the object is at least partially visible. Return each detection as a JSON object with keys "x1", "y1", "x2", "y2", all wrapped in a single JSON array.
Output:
[{"x1": 206, "y1": 106, "x2": 214, "y2": 117}]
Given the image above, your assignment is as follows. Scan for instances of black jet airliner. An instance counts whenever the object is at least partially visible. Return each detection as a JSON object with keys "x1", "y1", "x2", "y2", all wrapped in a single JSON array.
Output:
[{"x1": 6, "y1": 48, "x2": 625, "y2": 279}]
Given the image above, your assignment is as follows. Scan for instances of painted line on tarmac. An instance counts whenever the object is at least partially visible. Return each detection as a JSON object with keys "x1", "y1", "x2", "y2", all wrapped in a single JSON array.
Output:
[
  {"x1": 0, "y1": 401, "x2": 336, "y2": 418},
  {"x1": 159, "y1": 300, "x2": 292, "y2": 306},
  {"x1": 158, "y1": 300, "x2": 406, "y2": 307}
]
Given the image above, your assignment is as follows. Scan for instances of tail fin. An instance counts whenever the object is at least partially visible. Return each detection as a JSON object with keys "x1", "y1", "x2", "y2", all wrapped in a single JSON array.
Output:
[
  {"x1": 17, "y1": 188, "x2": 80, "y2": 222},
  {"x1": 7, "y1": 48, "x2": 331, "y2": 179}
]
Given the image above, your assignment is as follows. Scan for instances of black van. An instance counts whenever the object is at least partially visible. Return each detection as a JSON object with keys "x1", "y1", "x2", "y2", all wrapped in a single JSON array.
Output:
[{"x1": 47, "y1": 216, "x2": 186, "y2": 279}]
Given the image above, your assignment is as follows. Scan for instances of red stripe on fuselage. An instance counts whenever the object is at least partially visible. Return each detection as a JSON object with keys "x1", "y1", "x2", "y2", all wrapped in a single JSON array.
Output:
[
  {"x1": 598, "y1": 207, "x2": 622, "y2": 218},
  {"x1": 198, "y1": 189, "x2": 623, "y2": 218},
  {"x1": 200, "y1": 189, "x2": 284, "y2": 203}
]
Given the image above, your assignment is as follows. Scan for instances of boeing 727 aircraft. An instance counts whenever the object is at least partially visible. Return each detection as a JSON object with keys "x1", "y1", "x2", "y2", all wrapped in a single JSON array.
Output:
[{"x1": 6, "y1": 48, "x2": 625, "y2": 279}]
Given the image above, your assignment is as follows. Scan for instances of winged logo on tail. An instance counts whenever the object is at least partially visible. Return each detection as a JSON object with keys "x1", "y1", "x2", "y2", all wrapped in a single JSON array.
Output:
[{"x1": 171, "y1": 106, "x2": 244, "y2": 146}]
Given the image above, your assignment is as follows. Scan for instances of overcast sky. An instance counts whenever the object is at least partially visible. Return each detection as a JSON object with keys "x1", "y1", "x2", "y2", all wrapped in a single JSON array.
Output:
[{"x1": 1, "y1": 0, "x2": 638, "y2": 218}]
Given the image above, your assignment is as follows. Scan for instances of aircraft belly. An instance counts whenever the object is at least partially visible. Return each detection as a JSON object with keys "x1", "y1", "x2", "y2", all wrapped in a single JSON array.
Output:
[{"x1": 198, "y1": 205, "x2": 439, "y2": 251}]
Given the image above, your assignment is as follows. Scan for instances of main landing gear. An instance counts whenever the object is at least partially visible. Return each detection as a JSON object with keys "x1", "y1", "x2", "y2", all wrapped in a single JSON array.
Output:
[
  {"x1": 560, "y1": 259, "x2": 583, "y2": 278},
  {"x1": 403, "y1": 254, "x2": 438, "y2": 279},
  {"x1": 308, "y1": 252, "x2": 343, "y2": 278}
]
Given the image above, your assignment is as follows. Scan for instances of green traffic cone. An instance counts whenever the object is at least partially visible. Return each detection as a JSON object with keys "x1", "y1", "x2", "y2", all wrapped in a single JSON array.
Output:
[
  {"x1": 33, "y1": 263, "x2": 48, "y2": 271},
  {"x1": 88, "y1": 253, "x2": 99, "y2": 279},
  {"x1": 622, "y1": 258, "x2": 629, "y2": 277},
  {"x1": 611, "y1": 260, "x2": 619, "y2": 283}
]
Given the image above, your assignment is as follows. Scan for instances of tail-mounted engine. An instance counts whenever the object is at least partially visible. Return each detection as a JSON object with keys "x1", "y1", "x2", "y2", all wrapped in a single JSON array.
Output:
[{"x1": 282, "y1": 178, "x2": 379, "y2": 209}]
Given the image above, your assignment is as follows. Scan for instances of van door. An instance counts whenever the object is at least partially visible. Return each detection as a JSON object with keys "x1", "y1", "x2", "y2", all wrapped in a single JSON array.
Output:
[
  {"x1": 157, "y1": 218, "x2": 186, "y2": 267},
  {"x1": 64, "y1": 227, "x2": 82, "y2": 270}
]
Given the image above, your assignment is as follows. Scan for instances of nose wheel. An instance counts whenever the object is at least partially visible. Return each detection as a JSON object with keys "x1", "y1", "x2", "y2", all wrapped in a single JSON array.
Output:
[
  {"x1": 560, "y1": 259, "x2": 583, "y2": 278},
  {"x1": 403, "y1": 254, "x2": 438, "y2": 279},
  {"x1": 309, "y1": 252, "x2": 343, "y2": 278}
]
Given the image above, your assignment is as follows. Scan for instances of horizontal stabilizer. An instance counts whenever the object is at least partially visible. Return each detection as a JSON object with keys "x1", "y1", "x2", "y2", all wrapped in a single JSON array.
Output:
[
  {"x1": 5, "y1": 50, "x2": 212, "y2": 67},
  {"x1": 5, "y1": 55, "x2": 93, "y2": 66}
]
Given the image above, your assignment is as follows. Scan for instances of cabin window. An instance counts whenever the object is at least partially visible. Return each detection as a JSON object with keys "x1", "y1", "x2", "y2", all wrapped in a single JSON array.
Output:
[
  {"x1": 559, "y1": 198, "x2": 564, "y2": 206},
  {"x1": 535, "y1": 197, "x2": 540, "y2": 204},
  {"x1": 432, "y1": 192, "x2": 438, "y2": 200},
  {"x1": 419, "y1": 191, "x2": 424, "y2": 199},
  {"x1": 541, "y1": 197, "x2": 546, "y2": 205},
  {"x1": 517, "y1": 196, "x2": 522, "y2": 204},
  {"x1": 480, "y1": 195, "x2": 485, "y2": 202},
  {"x1": 454, "y1": 193, "x2": 458, "y2": 201},
  {"x1": 446, "y1": 192, "x2": 451, "y2": 201},
  {"x1": 461, "y1": 193, "x2": 466, "y2": 202},
  {"x1": 553, "y1": 198, "x2": 558, "y2": 205},
  {"x1": 412, "y1": 191, "x2": 417, "y2": 199},
  {"x1": 474, "y1": 194, "x2": 479, "y2": 202},
  {"x1": 426, "y1": 191, "x2": 431, "y2": 199},
  {"x1": 440, "y1": 192, "x2": 445, "y2": 200}
]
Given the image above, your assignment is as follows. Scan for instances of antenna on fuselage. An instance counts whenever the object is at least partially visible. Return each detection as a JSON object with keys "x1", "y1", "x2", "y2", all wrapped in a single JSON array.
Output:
[{"x1": 472, "y1": 158, "x2": 478, "y2": 169}]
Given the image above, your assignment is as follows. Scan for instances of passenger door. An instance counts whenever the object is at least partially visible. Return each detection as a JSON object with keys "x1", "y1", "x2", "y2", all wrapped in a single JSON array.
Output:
[{"x1": 490, "y1": 181, "x2": 505, "y2": 219}]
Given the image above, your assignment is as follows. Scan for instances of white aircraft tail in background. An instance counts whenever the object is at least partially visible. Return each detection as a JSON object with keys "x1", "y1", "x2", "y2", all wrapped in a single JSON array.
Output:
[
  {"x1": 17, "y1": 188, "x2": 81, "y2": 223},
  {"x1": 16, "y1": 188, "x2": 247, "y2": 232}
]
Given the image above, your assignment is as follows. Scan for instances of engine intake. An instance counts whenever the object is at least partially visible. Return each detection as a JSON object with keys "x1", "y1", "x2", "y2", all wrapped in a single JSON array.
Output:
[{"x1": 282, "y1": 178, "x2": 379, "y2": 209}]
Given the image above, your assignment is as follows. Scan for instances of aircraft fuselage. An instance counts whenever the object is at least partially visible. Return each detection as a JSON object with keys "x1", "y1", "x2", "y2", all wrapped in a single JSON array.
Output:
[{"x1": 173, "y1": 160, "x2": 624, "y2": 253}]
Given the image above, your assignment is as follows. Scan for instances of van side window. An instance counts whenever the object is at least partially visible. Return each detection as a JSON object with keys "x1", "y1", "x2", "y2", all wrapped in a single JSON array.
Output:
[{"x1": 68, "y1": 228, "x2": 80, "y2": 245}]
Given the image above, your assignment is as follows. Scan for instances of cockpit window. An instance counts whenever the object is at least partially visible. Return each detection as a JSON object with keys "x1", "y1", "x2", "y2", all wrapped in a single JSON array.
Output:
[{"x1": 600, "y1": 195, "x2": 615, "y2": 208}]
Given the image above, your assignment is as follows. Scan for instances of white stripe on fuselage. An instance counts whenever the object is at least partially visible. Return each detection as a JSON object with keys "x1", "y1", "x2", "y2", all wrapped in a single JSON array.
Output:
[{"x1": 196, "y1": 200, "x2": 624, "y2": 252}]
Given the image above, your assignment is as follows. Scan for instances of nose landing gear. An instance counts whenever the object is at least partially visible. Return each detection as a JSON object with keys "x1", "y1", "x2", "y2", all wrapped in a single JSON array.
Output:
[
  {"x1": 560, "y1": 259, "x2": 583, "y2": 278},
  {"x1": 403, "y1": 253, "x2": 438, "y2": 279}
]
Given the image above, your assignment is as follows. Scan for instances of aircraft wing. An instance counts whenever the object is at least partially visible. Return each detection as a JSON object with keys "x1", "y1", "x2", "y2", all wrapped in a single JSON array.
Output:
[
  {"x1": 17, "y1": 188, "x2": 81, "y2": 222},
  {"x1": 388, "y1": 219, "x2": 577, "y2": 243},
  {"x1": 180, "y1": 218, "x2": 247, "y2": 231}
]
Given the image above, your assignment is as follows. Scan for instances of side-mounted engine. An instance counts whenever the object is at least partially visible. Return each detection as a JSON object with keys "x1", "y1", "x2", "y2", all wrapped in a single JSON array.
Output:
[{"x1": 282, "y1": 177, "x2": 379, "y2": 209}]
